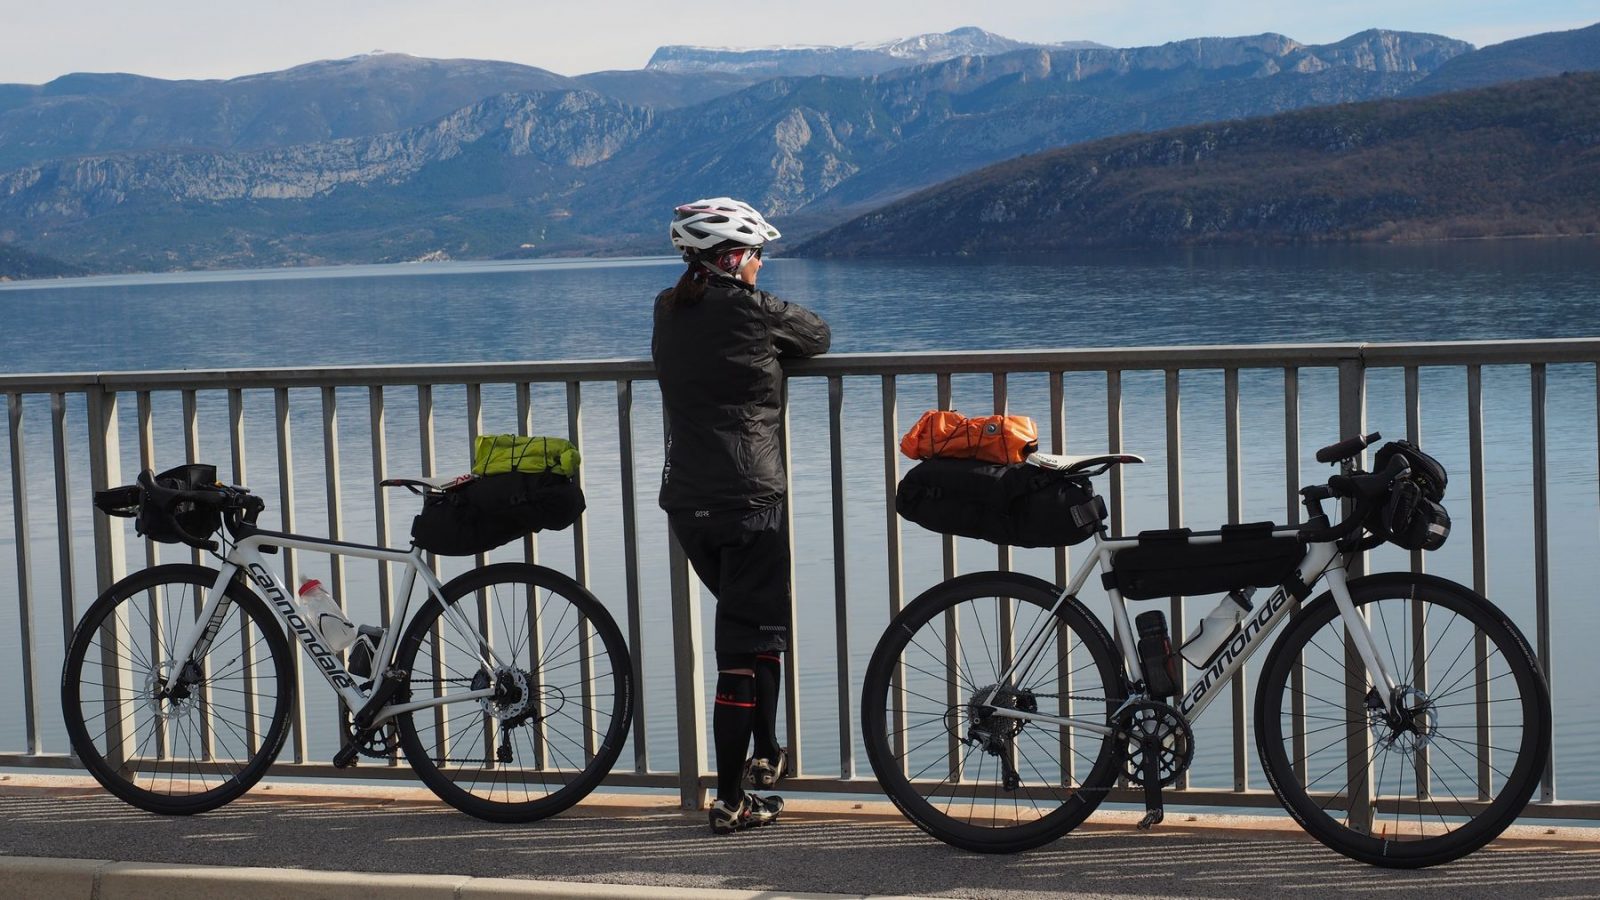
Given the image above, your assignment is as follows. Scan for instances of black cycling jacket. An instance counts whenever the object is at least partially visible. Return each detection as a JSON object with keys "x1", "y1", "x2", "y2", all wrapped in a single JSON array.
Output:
[{"x1": 652, "y1": 272, "x2": 831, "y2": 514}]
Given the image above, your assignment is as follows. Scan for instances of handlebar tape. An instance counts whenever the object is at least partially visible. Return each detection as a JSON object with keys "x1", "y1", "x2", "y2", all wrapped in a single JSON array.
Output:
[{"x1": 1314, "y1": 431, "x2": 1382, "y2": 464}]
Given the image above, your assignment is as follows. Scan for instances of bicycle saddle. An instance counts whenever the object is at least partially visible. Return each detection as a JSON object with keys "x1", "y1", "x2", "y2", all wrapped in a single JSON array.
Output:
[
  {"x1": 1025, "y1": 452, "x2": 1145, "y2": 474},
  {"x1": 379, "y1": 475, "x2": 467, "y2": 495}
]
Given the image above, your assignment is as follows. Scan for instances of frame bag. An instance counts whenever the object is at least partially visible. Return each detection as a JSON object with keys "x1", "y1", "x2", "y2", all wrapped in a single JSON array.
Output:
[
  {"x1": 895, "y1": 458, "x2": 1106, "y2": 548},
  {"x1": 410, "y1": 471, "x2": 585, "y2": 556},
  {"x1": 1113, "y1": 528, "x2": 1303, "y2": 600}
]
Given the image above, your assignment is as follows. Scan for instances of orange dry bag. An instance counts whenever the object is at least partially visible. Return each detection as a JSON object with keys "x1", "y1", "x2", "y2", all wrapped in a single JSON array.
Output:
[{"x1": 899, "y1": 410, "x2": 1039, "y2": 465}]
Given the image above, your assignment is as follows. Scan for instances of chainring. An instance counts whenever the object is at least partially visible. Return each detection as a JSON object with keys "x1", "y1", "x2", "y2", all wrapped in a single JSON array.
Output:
[
  {"x1": 1119, "y1": 699, "x2": 1195, "y2": 788},
  {"x1": 347, "y1": 719, "x2": 400, "y2": 758}
]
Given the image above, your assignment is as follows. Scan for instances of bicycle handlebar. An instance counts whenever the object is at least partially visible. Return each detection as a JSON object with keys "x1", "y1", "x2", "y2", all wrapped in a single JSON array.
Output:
[
  {"x1": 1314, "y1": 431, "x2": 1382, "y2": 464},
  {"x1": 1296, "y1": 454, "x2": 1410, "y2": 544},
  {"x1": 135, "y1": 470, "x2": 257, "y2": 550}
]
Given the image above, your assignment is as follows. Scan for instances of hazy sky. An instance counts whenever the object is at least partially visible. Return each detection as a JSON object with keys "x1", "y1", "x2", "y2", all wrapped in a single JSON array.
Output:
[{"x1": 2, "y1": 1, "x2": 1595, "y2": 84}]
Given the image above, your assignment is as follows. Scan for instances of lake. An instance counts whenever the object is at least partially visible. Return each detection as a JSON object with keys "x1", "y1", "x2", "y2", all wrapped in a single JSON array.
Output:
[{"x1": 3, "y1": 239, "x2": 1599, "y2": 804}]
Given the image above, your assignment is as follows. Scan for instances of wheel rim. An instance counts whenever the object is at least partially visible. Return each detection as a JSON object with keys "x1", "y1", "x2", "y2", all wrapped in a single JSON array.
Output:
[
  {"x1": 399, "y1": 568, "x2": 629, "y2": 818},
  {"x1": 864, "y1": 583, "x2": 1122, "y2": 845},
  {"x1": 1261, "y1": 582, "x2": 1546, "y2": 857},
  {"x1": 65, "y1": 570, "x2": 288, "y2": 808}
]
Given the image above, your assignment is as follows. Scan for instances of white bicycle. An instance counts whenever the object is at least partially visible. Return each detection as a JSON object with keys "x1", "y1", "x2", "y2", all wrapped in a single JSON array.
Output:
[
  {"x1": 65, "y1": 466, "x2": 632, "y2": 821},
  {"x1": 862, "y1": 432, "x2": 1550, "y2": 868}
]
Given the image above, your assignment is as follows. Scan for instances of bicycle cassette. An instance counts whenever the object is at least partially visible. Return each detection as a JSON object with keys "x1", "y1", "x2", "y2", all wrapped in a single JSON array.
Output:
[{"x1": 1119, "y1": 699, "x2": 1194, "y2": 788}]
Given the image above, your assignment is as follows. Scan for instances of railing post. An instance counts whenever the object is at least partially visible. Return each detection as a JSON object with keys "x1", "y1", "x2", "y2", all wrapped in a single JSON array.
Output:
[
  {"x1": 1224, "y1": 368, "x2": 1247, "y2": 793},
  {"x1": 1337, "y1": 354, "x2": 1373, "y2": 833},
  {"x1": 828, "y1": 375, "x2": 853, "y2": 779},
  {"x1": 84, "y1": 383, "x2": 129, "y2": 769},
  {"x1": 1532, "y1": 363, "x2": 1553, "y2": 803},
  {"x1": 9, "y1": 393, "x2": 41, "y2": 754},
  {"x1": 664, "y1": 408, "x2": 707, "y2": 810},
  {"x1": 616, "y1": 380, "x2": 648, "y2": 773}
]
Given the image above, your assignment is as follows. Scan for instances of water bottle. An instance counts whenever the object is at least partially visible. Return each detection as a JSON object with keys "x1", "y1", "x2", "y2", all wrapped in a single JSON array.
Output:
[
  {"x1": 1135, "y1": 610, "x2": 1178, "y2": 697},
  {"x1": 297, "y1": 579, "x2": 358, "y2": 652},
  {"x1": 1180, "y1": 588, "x2": 1254, "y2": 668}
]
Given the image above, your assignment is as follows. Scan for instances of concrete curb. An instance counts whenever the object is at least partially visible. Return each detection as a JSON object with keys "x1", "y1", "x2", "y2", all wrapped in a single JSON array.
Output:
[
  {"x1": 7, "y1": 773, "x2": 1599, "y2": 848},
  {"x1": 0, "y1": 855, "x2": 929, "y2": 900}
]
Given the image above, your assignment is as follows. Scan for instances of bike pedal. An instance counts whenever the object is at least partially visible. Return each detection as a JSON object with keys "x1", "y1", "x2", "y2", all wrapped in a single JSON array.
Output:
[
  {"x1": 1137, "y1": 808, "x2": 1164, "y2": 831},
  {"x1": 331, "y1": 742, "x2": 362, "y2": 769}
]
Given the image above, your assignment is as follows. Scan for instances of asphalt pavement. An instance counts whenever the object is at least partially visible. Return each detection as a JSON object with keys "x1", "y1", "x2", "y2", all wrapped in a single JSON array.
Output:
[{"x1": 2, "y1": 776, "x2": 1598, "y2": 899}]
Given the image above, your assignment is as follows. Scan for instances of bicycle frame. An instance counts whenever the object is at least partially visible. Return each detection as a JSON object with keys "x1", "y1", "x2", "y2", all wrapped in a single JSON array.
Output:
[
  {"x1": 163, "y1": 528, "x2": 503, "y2": 727},
  {"x1": 978, "y1": 531, "x2": 1399, "y2": 736}
]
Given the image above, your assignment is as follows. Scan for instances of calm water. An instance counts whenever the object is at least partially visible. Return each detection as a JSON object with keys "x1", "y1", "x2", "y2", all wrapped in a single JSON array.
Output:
[{"x1": 3, "y1": 240, "x2": 1599, "y2": 802}]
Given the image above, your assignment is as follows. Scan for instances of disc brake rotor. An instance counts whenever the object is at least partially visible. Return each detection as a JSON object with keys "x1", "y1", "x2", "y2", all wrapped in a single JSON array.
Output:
[{"x1": 1370, "y1": 685, "x2": 1437, "y2": 751}]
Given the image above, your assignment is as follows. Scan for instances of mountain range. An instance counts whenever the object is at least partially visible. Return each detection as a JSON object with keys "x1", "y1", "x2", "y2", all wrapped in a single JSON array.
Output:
[
  {"x1": 0, "y1": 23, "x2": 1595, "y2": 274},
  {"x1": 795, "y1": 71, "x2": 1600, "y2": 255},
  {"x1": 644, "y1": 26, "x2": 1108, "y2": 77}
]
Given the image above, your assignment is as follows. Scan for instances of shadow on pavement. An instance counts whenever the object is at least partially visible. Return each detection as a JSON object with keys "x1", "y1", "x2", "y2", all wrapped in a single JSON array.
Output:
[{"x1": 0, "y1": 792, "x2": 1594, "y2": 899}]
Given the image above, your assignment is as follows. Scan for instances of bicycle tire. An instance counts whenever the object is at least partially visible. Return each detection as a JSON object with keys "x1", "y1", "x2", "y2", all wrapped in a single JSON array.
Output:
[
  {"x1": 861, "y1": 571, "x2": 1126, "y2": 853},
  {"x1": 394, "y1": 563, "x2": 633, "y2": 823},
  {"x1": 1256, "y1": 572, "x2": 1550, "y2": 868},
  {"x1": 61, "y1": 564, "x2": 294, "y2": 815}
]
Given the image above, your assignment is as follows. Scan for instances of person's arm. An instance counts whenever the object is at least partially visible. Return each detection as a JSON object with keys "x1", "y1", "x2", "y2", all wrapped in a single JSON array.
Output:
[{"x1": 760, "y1": 291, "x2": 831, "y2": 359}]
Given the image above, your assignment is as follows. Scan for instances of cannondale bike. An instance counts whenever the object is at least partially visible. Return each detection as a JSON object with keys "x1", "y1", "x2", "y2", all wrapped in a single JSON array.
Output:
[
  {"x1": 861, "y1": 432, "x2": 1550, "y2": 868},
  {"x1": 64, "y1": 467, "x2": 632, "y2": 821}
]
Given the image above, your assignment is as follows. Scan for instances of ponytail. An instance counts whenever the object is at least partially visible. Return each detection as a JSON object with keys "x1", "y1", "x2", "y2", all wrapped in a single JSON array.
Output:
[{"x1": 662, "y1": 262, "x2": 708, "y2": 311}]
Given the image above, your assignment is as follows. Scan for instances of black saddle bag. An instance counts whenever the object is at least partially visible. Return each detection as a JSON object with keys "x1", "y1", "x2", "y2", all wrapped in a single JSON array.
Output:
[
  {"x1": 895, "y1": 458, "x2": 1106, "y2": 548},
  {"x1": 410, "y1": 472, "x2": 585, "y2": 556},
  {"x1": 1113, "y1": 528, "x2": 1303, "y2": 600}
]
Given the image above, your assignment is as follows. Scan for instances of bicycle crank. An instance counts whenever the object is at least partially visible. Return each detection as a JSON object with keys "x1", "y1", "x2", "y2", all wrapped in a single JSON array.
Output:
[{"x1": 1117, "y1": 699, "x2": 1194, "y2": 830}]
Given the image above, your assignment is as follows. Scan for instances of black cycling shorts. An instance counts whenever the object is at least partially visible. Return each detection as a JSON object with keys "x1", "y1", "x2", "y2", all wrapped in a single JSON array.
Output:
[{"x1": 669, "y1": 501, "x2": 790, "y2": 659}]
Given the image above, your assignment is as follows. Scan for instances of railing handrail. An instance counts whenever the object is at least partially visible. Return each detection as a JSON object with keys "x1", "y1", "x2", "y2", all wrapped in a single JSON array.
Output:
[
  {"x1": 5, "y1": 336, "x2": 1600, "y2": 393},
  {"x1": 3, "y1": 334, "x2": 1597, "y2": 818}
]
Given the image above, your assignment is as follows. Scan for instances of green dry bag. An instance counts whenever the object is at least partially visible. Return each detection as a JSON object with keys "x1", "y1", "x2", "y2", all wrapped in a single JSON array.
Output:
[{"x1": 471, "y1": 434, "x2": 581, "y2": 477}]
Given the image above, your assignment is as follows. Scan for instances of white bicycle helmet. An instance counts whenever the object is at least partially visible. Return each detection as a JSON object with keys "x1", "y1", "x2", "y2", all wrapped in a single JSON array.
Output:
[{"x1": 669, "y1": 197, "x2": 781, "y2": 254}]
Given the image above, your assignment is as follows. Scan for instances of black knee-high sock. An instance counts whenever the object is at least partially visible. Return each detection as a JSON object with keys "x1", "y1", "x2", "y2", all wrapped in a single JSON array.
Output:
[
  {"x1": 752, "y1": 653, "x2": 783, "y2": 762},
  {"x1": 713, "y1": 672, "x2": 756, "y2": 806}
]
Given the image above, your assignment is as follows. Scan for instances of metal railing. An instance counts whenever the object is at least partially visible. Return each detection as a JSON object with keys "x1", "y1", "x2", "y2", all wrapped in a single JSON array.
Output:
[{"x1": 3, "y1": 338, "x2": 1597, "y2": 818}]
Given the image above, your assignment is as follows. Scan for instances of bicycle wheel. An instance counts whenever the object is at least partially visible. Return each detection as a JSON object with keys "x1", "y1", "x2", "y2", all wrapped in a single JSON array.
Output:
[
  {"x1": 1256, "y1": 572, "x2": 1550, "y2": 868},
  {"x1": 861, "y1": 571, "x2": 1126, "y2": 853},
  {"x1": 61, "y1": 564, "x2": 293, "y2": 815},
  {"x1": 395, "y1": 562, "x2": 633, "y2": 822}
]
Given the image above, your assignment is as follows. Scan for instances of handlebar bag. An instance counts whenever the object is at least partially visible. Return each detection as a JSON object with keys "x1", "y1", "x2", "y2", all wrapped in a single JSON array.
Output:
[
  {"x1": 411, "y1": 471, "x2": 586, "y2": 556},
  {"x1": 895, "y1": 457, "x2": 1106, "y2": 548},
  {"x1": 1113, "y1": 531, "x2": 1303, "y2": 601},
  {"x1": 1372, "y1": 439, "x2": 1447, "y2": 502},
  {"x1": 1375, "y1": 479, "x2": 1451, "y2": 552},
  {"x1": 130, "y1": 463, "x2": 223, "y2": 547},
  {"x1": 899, "y1": 410, "x2": 1040, "y2": 465}
]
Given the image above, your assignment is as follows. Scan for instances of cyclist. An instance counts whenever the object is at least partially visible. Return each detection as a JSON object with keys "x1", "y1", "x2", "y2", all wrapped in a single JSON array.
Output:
[{"x1": 653, "y1": 197, "x2": 831, "y2": 834}]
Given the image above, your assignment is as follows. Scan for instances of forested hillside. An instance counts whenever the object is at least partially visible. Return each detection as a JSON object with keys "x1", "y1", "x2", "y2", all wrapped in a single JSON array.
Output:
[{"x1": 796, "y1": 73, "x2": 1600, "y2": 256}]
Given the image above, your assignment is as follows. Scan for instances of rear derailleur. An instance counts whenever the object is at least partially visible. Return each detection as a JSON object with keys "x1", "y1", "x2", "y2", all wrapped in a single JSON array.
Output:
[{"x1": 949, "y1": 684, "x2": 1038, "y2": 791}]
